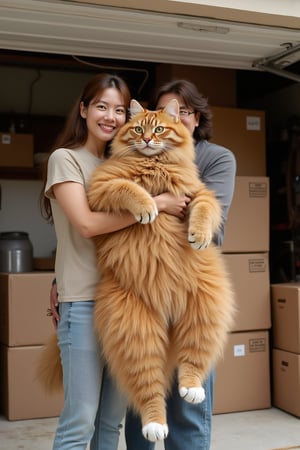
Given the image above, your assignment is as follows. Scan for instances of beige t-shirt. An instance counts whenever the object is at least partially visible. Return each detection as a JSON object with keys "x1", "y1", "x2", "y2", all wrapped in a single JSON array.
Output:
[{"x1": 45, "y1": 147, "x2": 102, "y2": 302}]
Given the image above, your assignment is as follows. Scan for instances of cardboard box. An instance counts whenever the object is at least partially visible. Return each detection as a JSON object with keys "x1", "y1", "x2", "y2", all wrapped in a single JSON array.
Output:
[
  {"x1": 271, "y1": 283, "x2": 300, "y2": 354},
  {"x1": 224, "y1": 253, "x2": 271, "y2": 332},
  {"x1": 0, "y1": 272, "x2": 55, "y2": 346},
  {"x1": 222, "y1": 176, "x2": 269, "y2": 253},
  {"x1": 0, "y1": 344, "x2": 63, "y2": 420},
  {"x1": 0, "y1": 133, "x2": 34, "y2": 167},
  {"x1": 272, "y1": 348, "x2": 300, "y2": 418},
  {"x1": 214, "y1": 330, "x2": 271, "y2": 414},
  {"x1": 211, "y1": 107, "x2": 266, "y2": 176}
]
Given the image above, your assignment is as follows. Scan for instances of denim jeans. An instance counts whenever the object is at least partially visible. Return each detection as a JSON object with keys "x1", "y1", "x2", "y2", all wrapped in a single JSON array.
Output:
[
  {"x1": 53, "y1": 301, "x2": 127, "y2": 450},
  {"x1": 125, "y1": 371, "x2": 215, "y2": 450}
]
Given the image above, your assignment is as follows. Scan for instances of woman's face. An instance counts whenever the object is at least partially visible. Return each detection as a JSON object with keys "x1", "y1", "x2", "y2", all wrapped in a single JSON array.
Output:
[
  {"x1": 80, "y1": 87, "x2": 127, "y2": 153},
  {"x1": 156, "y1": 93, "x2": 200, "y2": 137}
]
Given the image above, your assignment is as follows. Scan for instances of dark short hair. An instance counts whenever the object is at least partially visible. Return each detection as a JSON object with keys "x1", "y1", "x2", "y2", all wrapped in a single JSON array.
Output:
[{"x1": 149, "y1": 79, "x2": 213, "y2": 141}]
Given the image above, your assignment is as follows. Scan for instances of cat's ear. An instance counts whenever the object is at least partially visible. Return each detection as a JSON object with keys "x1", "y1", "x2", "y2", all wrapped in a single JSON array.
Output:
[
  {"x1": 163, "y1": 99, "x2": 180, "y2": 123},
  {"x1": 130, "y1": 99, "x2": 144, "y2": 118}
]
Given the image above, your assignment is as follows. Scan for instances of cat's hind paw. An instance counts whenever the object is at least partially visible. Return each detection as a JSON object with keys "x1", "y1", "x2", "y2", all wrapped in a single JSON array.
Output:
[
  {"x1": 179, "y1": 386, "x2": 206, "y2": 404},
  {"x1": 142, "y1": 422, "x2": 169, "y2": 442}
]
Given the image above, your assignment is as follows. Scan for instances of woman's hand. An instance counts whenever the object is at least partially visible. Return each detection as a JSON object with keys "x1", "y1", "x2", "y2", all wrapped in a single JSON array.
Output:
[
  {"x1": 48, "y1": 280, "x2": 60, "y2": 329},
  {"x1": 154, "y1": 192, "x2": 191, "y2": 219}
]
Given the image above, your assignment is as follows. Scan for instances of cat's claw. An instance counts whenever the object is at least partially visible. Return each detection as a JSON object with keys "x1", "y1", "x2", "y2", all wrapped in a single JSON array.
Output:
[
  {"x1": 135, "y1": 206, "x2": 158, "y2": 224},
  {"x1": 142, "y1": 422, "x2": 169, "y2": 442},
  {"x1": 179, "y1": 386, "x2": 206, "y2": 404},
  {"x1": 188, "y1": 232, "x2": 212, "y2": 250}
]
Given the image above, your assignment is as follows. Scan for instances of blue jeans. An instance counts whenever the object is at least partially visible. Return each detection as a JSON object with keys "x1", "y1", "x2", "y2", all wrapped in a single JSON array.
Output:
[
  {"x1": 125, "y1": 371, "x2": 214, "y2": 450},
  {"x1": 53, "y1": 301, "x2": 127, "y2": 450}
]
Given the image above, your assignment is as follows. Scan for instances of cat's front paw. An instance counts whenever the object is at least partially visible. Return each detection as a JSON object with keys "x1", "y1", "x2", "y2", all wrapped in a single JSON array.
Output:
[
  {"x1": 134, "y1": 205, "x2": 158, "y2": 224},
  {"x1": 179, "y1": 386, "x2": 206, "y2": 404},
  {"x1": 142, "y1": 422, "x2": 169, "y2": 442},
  {"x1": 188, "y1": 230, "x2": 212, "y2": 250}
]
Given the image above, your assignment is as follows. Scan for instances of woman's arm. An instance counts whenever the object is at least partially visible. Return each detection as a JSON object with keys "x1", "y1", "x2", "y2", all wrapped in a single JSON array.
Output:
[
  {"x1": 53, "y1": 182, "x2": 190, "y2": 238},
  {"x1": 53, "y1": 182, "x2": 136, "y2": 238}
]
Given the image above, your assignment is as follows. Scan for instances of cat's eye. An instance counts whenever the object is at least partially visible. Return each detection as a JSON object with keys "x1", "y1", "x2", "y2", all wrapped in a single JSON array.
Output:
[
  {"x1": 134, "y1": 126, "x2": 144, "y2": 134},
  {"x1": 154, "y1": 126, "x2": 164, "y2": 133}
]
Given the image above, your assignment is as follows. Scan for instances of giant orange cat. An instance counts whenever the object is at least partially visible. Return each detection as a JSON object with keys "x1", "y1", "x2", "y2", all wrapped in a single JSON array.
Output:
[{"x1": 87, "y1": 99, "x2": 235, "y2": 442}]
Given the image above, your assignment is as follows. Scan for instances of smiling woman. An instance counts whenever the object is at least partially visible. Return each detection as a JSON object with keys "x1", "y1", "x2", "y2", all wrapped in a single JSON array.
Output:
[
  {"x1": 79, "y1": 88, "x2": 128, "y2": 158},
  {"x1": 38, "y1": 73, "x2": 135, "y2": 450}
]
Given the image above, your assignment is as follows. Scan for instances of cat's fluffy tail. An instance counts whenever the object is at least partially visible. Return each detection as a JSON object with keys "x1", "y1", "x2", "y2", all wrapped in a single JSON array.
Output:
[{"x1": 36, "y1": 333, "x2": 63, "y2": 392}]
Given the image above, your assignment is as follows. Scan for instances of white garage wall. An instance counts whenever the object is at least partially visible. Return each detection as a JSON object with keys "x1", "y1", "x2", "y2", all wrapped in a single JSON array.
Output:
[{"x1": 0, "y1": 179, "x2": 56, "y2": 257}]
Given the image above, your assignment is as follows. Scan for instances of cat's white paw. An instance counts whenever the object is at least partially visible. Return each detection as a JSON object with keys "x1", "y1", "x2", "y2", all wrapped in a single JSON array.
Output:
[
  {"x1": 188, "y1": 231, "x2": 212, "y2": 250},
  {"x1": 179, "y1": 386, "x2": 206, "y2": 404},
  {"x1": 135, "y1": 205, "x2": 158, "y2": 224},
  {"x1": 142, "y1": 422, "x2": 169, "y2": 442}
]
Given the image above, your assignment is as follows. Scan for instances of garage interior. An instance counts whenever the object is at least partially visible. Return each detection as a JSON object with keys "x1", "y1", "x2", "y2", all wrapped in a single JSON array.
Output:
[{"x1": 0, "y1": 1, "x2": 300, "y2": 449}]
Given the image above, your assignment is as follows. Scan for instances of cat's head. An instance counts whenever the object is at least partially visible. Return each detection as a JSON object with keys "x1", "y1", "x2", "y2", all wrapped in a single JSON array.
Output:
[
  {"x1": 112, "y1": 99, "x2": 193, "y2": 158},
  {"x1": 130, "y1": 98, "x2": 181, "y2": 124}
]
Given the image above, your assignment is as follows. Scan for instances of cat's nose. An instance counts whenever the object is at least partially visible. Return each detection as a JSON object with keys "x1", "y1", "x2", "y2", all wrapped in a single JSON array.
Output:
[{"x1": 143, "y1": 137, "x2": 151, "y2": 143}]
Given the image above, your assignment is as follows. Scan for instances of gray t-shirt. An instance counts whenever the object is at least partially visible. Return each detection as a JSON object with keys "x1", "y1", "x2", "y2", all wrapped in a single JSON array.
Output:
[
  {"x1": 194, "y1": 140, "x2": 236, "y2": 246},
  {"x1": 45, "y1": 147, "x2": 102, "y2": 302}
]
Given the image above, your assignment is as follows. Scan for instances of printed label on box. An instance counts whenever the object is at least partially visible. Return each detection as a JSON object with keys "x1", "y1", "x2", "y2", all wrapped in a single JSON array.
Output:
[
  {"x1": 248, "y1": 182, "x2": 267, "y2": 198},
  {"x1": 276, "y1": 297, "x2": 287, "y2": 309},
  {"x1": 248, "y1": 258, "x2": 266, "y2": 273},
  {"x1": 234, "y1": 344, "x2": 245, "y2": 357},
  {"x1": 246, "y1": 116, "x2": 261, "y2": 131},
  {"x1": 249, "y1": 338, "x2": 266, "y2": 352}
]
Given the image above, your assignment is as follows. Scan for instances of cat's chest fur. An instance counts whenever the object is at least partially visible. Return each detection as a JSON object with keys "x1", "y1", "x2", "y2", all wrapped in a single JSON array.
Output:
[
  {"x1": 131, "y1": 158, "x2": 176, "y2": 195},
  {"x1": 112, "y1": 153, "x2": 196, "y2": 198}
]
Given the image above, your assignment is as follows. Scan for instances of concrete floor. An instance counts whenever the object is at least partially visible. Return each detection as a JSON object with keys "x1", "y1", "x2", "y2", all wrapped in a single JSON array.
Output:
[{"x1": 0, "y1": 407, "x2": 299, "y2": 450}]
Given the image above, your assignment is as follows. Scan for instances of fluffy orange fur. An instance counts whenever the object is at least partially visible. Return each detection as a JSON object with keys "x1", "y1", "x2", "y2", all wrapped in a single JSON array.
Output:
[
  {"x1": 36, "y1": 333, "x2": 63, "y2": 393},
  {"x1": 87, "y1": 99, "x2": 235, "y2": 440}
]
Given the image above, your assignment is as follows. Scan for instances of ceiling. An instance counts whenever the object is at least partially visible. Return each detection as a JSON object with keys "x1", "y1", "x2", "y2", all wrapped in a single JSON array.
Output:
[
  {"x1": 71, "y1": 0, "x2": 300, "y2": 29},
  {"x1": 0, "y1": 0, "x2": 299, "y2": 80}
]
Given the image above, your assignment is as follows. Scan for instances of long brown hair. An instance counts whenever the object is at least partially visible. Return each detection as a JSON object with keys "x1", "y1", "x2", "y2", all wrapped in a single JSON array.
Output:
[
  {"x1": 40, "y1": 73, "x2": 131, "y2": 221},
  {"x1": 149, "y1": 79, "x2": 213, "y2": 141}
]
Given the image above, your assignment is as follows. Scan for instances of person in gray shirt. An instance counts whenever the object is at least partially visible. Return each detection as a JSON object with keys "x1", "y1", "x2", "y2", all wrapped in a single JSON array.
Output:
[{"x1": 125, "y1": 79, "x2": 236, "y2": 450}]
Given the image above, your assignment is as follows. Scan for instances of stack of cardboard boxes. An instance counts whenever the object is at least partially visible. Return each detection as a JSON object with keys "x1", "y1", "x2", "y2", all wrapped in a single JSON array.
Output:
[
  {"x1": 211, "y1": 106, "x2": 272, "y2": 414},
  {"x1": 0, "y1": 272, "x2": 63, "y2": 420},
  {"x1": 271, "y1": 283, "x2": 300, "y2": 417}
]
